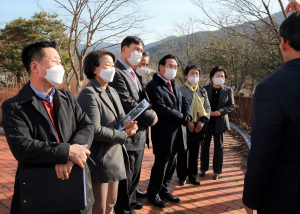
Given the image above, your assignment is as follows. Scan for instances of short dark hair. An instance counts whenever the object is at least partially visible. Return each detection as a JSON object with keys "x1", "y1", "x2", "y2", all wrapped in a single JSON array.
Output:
[
  {"x1": 280, "y1": 11, "x2": 300, "y2": 52},
  {"x1": 21, "y1": 40, "x2": 57, "y2": 74},
  {"x1": 210, "y1": 65, "x2": 228, "y2": 80},
  {"x1": 143, "y1": 52, "x2": 150, "y2": 57},
  {"x1": 83, "y1": 49, "x2": 115, "y2": 80},
  {"x1": 184, "y1": 65, "x2": 201, "y2": 76},
  {"x1": 158, "y1": 54, "x2": 178, "y2": 71},
  {"x1": 121, "y1": 36, "x2": 144, "y2": 52}
]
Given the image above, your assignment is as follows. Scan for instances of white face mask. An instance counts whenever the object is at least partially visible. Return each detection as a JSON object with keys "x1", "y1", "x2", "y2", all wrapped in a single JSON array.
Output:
[
  {"x1": 214, "y1": 77, "x2": 225, "y2": 86},
  {"x1": 188, "y1": 76, "x2": 199, "y2": 85},
  {"x1": 99, "y1": 67, "x2": 115, "y2": 83},
  {"x1": 37, "y1": 63, "x2": 65, "y2": 87},
  {"x1": 136, "y1": 66, "x2": 148, "y2": 77},
  {"x1": 126, "y1": 47, "x2": 142, "y2": 65},
  {"x1": 163, "y1": 68, "x2": 177, "y2": 80}
]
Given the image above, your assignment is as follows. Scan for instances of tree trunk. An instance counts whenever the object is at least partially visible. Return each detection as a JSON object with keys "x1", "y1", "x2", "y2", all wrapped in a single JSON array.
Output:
[
  {"x1": 75, "y1": 80, "x2": 84, "y2": 96},
  {"x1": 16, "y1": 74, "x2": 22, "y2": 88}
]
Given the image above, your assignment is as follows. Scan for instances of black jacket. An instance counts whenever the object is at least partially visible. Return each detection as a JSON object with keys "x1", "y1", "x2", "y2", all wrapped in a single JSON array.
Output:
[
  {"x1": 243, "y1": 58, "x2": 300, "y2": 213},
  {"x1": 109, "y1": 60, "x2": 156, "y2": 151},
  {"x1": 146, "y1": 73, "x2": 192, "y2": 156},
  {"x1": 204, "y1": 84, "x2": 234, "y2": 133},
  {"x1": 1, "y1": 82, "x2": 94, "y2": 214}
]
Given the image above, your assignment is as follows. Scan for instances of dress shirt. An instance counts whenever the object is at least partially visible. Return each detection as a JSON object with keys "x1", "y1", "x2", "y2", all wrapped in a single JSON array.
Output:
[
  {"x1": 30, "y1": 84, "x2": 55, "y2": 103},
  {"x1": 158, "y1": 73, "x2": 173, "y2": 92},
  {"x1": 118, "y1": 58, "x2": 140, "y2": 90}
]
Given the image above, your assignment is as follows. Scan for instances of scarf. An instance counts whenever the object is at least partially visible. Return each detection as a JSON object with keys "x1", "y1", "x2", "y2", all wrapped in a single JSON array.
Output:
[{"x1": 184, "y1": 81, "x2": 207, "y2": 122}]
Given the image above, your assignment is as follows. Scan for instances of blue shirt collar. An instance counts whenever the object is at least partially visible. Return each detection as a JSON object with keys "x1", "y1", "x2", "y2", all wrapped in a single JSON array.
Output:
[
  {"x1": 118, "y1": 58, "x2": 132, "y2": 73},
  {"x1": 30, "y1": 83, "x2": 55, "y2": 103}
]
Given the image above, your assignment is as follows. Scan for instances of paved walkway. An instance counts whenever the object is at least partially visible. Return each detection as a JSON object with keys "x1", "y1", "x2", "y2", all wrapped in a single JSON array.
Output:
[{"x1": 0, "y1": 133, "x2": 248, "y2": 214}]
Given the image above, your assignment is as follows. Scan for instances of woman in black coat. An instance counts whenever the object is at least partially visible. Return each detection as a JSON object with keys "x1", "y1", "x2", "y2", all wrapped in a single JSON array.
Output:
[
  {"x1": 200, "y1": 66, "x2": 234, "y2": 180},
  {"x1": 176, "y1": 65, "x2": 210, "y2": 185}
]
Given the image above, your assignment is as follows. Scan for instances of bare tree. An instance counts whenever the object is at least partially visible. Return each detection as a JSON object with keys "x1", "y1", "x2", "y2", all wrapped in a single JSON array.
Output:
[
  {"x1": 39, "y1": 0, "x2": 148, "y2": 92},
  {"x1": 190, "y1": 0, "x2": 285, "y2": 74},
  {"x1": 157, "y1": 18, "x2": 202, "y2": 83}
]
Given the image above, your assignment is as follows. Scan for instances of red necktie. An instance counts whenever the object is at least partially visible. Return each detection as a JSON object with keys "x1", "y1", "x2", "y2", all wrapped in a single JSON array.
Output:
[
  {"x1": 167, "y1": 81, "x2": 173, "y2": 92},
  {"x1": 131, "y1": 70, "x2": 139, "y2": 91}
]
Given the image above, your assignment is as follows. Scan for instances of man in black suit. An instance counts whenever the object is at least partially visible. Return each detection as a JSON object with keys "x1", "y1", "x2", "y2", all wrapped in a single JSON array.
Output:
[
  {"x1": 109, "y1": 36, "x2": 158, "y2": 214},
  {"x1": 132, "y1": 51, "x2": 151, "y2": 198},
  {"x1": 243, "y1": 11, "x2": 300, "y2": 214},
  {"x1": 1, "y1": 41, "x2": 94, "y2": 214},
  {"x1": 146, "y1": 54, "x2": 192, "y2": 208}
]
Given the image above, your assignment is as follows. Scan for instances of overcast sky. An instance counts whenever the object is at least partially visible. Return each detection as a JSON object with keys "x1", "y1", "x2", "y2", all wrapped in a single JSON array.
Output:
[{"x1": 0, "y1": 0, "x2": 286, "y2": 45}]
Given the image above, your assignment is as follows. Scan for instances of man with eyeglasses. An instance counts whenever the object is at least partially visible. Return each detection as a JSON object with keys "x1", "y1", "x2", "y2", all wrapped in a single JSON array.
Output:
[{"x1": 145, "y1": 54, "x2": 192, "y2": 208}]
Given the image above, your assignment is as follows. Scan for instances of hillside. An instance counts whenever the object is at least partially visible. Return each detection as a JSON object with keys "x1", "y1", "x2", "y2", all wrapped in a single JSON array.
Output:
[{"x1": 76, "y1": 11, "x2": 285, "y2": 66}]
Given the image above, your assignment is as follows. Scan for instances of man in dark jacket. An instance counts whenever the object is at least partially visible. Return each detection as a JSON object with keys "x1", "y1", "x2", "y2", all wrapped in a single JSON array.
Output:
[
  {"x1": 109, "y1": 36, "x2": 158, "y2": 214},
  {"x1": 243, "y1": 11, "x2": 300, "y2": 214},
  {"x1": 146, "y1": 54, "x2": 192, "y2": 208},
  {"x1": 2, "y1": 41, "x2": 94, "y2": 214}
]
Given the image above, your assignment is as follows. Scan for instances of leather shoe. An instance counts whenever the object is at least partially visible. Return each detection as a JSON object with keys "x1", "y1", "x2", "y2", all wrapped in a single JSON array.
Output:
[
  {"x1": 213, "y1": 174, "x2": 219, "y2": 180},
  {"x1": 148, "y1": 197, "x2": 165, "y2": 208},
  {"x1": 159, "y1": 193, "x2": 181, "y2": 203},
  {"x1": 199, "y1": 171, "x2": 206, "y2": 177},
  {"x1": 189, "y1": 178, "x2": 200, "y2": 185},
  {"x1": 136, "y1": 188, "x2": 147, "y2": 198},
  {"x1": 132, "y1": 202, "x2": 143, "y2": 210},
  {"x1": 179, "y1": 179, "x2": 186, "y2": 186}
]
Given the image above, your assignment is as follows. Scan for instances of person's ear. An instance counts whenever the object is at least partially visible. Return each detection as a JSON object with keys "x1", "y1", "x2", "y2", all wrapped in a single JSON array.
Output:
[
  {"x1": 30, "y1": 61, "x2": 39, "y2": 75},
  {"x1": 159, "y1": 64, "x2": 164, "y2": 73},
  {"x1": 121, "y1": 46, "x2": 127, "y2": 55},
  {"x1": 280, "y1": 37, "x2": 289, "y2": 52},
  {"x1": 94, "y1": 66, "x2": 98, "y2": 75}
]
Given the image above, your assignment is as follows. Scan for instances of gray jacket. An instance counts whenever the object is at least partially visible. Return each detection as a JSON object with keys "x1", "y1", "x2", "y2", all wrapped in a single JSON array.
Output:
[
  {"x1": 77, "y1": 79, "x2": 129, "y2": 183},
  {"x1": 204, "y1": 84, "x2": 235, "y2": 133},
  {"x1": 179, "y1": 84, "x2": 211, "y2": 122}
]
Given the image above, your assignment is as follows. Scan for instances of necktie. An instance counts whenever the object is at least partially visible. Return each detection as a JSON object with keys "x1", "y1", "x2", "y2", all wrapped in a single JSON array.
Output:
[
  {"x1": 131, "y1": 70, "x2": 139, "y2": 91},
  {"x1": 167, "y1": 81, "x2": 173, "y2": 92}
]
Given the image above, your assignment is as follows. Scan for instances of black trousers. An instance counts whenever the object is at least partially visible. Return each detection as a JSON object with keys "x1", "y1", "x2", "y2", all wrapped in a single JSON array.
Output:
[
  {"x1": 114, "y1": 149, "x2": 144, "y2": 214},
  {"x1": 147, "y1": 130, "x2": 183, "y2": 200},
  {"x1": 176, "y1": 142, "x2": 201, "y2": 180},
  {"x1": 200, "y1": 122, "x2": 224, "y2": 174}
]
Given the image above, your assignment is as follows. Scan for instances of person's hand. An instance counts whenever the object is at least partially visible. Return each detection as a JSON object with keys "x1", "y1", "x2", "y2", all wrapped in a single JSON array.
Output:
[
  {"x1": 188, "y1": 122, "x2": 195, "y2": 132},
  {"x1": 125, "y1": 121, "x2": 138, "y2": 137},
  {"x1": 124, "y1": 120, "x2": 137, "y2": 129},
  {"x1": 210, "y1": 111, "x2": 215, "y2": 116},
  {"x1": 150, "y1": 110, "x2": 158, "y2": 126},
  {"x1": 243, "y1": 203, "x2": 253, "y2": 214},
  {"x1": 195, "y1": 121, "x2": 204, "y2": 133},
  {"x1": 69, "y1": 144, "x2": 90, "y2": 169},
  {"x1": 214, "y1": 111, "x2": 221, "y2": 117},
  {"x1": 285, "y1": 0, "x2": 300, "y2": 14},
  {"x1": 55, "y1": 161, "x2": 75, "y2": 180}
]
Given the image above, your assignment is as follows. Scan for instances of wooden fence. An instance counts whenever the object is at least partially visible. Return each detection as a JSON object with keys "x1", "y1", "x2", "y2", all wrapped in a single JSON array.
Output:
[{"x1": 229, "y1": 93, "x2": 255, "y2": 128}]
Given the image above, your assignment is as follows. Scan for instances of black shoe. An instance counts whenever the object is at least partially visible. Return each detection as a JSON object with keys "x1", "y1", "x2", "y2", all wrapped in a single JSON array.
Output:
[
  {"x1": 148, "y1": 197, "x2": 166, "y2": 208},
  {"x1": 132, "y1": 202, "x2": 143, "y2": 210},
  {"x1": 189, "y1": 178, "x2": 200, "y2": 185},
  {"x1": 213, "y1": 174, "x2": 219, "y2": 180},
  {"x1": 159, "y1": 193, "x2": 181, "y2": 203},
  {"x1": 136, "y1": 188, "x2": 147, "y2": 198},
  {"x1": 199, "y1": 171, "x2": 206, "y2": 177},
  {"x1": 179, "y1": 179, "x2": 186, "y2": 186}
]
